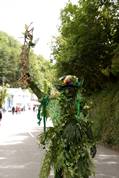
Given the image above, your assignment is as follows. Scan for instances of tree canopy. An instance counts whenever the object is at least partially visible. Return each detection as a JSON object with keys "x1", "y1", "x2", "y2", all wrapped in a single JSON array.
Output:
[
  {"x1": 0, "y1": 31, "x2": 21, "y2": 86},
  {"x1": 52, "y1": 0, "x2": 119, "y2": 91},
  {"x1": 0, "y1": 31, "x2": 55, "y2": 96}
]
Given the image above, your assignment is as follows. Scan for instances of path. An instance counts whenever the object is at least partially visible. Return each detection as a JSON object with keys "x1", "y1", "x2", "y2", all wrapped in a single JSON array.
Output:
[
  {"x1": 0, "y1": 111, "x2": 118, "y2": 178},
  {"x1": 93, "y1": 145, "x2": 119, "y2": 178},
  {"x1": 0, "y1": 111, "x2": 47, "y2": 178}
]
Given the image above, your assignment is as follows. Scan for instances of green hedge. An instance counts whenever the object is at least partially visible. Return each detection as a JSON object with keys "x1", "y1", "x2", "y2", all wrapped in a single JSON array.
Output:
[{"x1": 87, "y1": 82, "x2": 119, "y2": 149}]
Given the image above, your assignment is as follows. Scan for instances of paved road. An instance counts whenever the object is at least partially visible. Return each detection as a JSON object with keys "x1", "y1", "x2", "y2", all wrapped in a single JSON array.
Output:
[
  {"x1": 0, "y1": 111, "x2": 119, "y2": 178},
  {"x1": 0, "y1": 111, "x2": 46, "y2": 178},
  {"x1": 93, "y1": 145, "x2": 119, "y2": 178}
]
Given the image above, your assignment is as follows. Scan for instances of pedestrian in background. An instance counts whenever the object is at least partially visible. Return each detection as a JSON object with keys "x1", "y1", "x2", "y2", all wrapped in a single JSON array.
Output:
[
  {"x1": 0, "y1": 109, "x2": 2, "y2": 123},
  {"x1": 12, "y1": 106, "x2": 15, "y2": 115}
]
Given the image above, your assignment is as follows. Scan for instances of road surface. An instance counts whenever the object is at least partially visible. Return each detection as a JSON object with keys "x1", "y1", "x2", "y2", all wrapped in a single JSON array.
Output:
[
  {"x1": 0, "y1": 111, "x2": 119, "y2": 178},
  {"x1": 0, "y1": 111, "x2": 47, "y2": 178},
  {"x1": 93, "y1": 145, "x2": 119, "y2": 178}
]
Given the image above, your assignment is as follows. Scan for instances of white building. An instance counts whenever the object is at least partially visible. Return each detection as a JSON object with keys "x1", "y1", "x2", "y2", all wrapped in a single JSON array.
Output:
[{"x1": 3, "y1": 88, "x2": 39, "y2": 111}]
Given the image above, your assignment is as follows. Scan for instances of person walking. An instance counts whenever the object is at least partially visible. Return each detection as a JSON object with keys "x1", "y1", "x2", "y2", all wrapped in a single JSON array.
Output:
[
  {"x1": 12, "y1": 106, "x2": 15, "y2": 115},
  {"x1": 0, "y1": 108, "x2": 2, "y2": 124}
]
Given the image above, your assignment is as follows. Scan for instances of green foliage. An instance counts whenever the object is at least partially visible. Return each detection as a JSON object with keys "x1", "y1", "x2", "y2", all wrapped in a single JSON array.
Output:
[
  {"x1": 87, "y1": 82, "x2": 119, "y2": 148},
  {"x1": 47, "y1": 99, "x2": 61, "y2": 125},
  {"x1": 39, "y1": 120, "x2": 95, "y2": 178},
  {"x1": 0, "y1": 84, "x2": 8, "y2": 108},
  {"x1": 111, "y1": 45, "x2": 119, "y2": 76},
  {"x1": 52, "y1": 0, "x2": 119, "y2": 91},
  {"x1": 39, "y1": 150, "x2": 52, "y2": 178},
  {"x1": 29, "y1": 52, "x2": 56, "y2": 98},
  {"x1": 0, "y1": 31, "x2": 21, "y2": 86},
  {"x1": 38, "y1": 87, "x2": 95, "y2": 178},
  {"x1": 0, "y1": 30, "x2": 55, "y2": 99}
]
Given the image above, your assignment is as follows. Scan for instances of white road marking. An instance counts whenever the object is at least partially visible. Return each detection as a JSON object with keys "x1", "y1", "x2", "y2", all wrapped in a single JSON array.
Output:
[{"x1": 28, "y1": 132, "x2": 34, "y2": 138}]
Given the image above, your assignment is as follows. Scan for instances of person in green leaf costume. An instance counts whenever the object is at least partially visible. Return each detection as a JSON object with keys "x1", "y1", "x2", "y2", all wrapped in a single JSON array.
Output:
[{"x1": 38, "y1": 75, "x2": 96, "y2": 178}]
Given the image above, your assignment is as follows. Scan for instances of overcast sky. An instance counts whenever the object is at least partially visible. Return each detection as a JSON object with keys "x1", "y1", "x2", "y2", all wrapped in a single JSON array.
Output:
[{"x1": 0, "y1": 0, "x2": 77, "y2": 59}]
